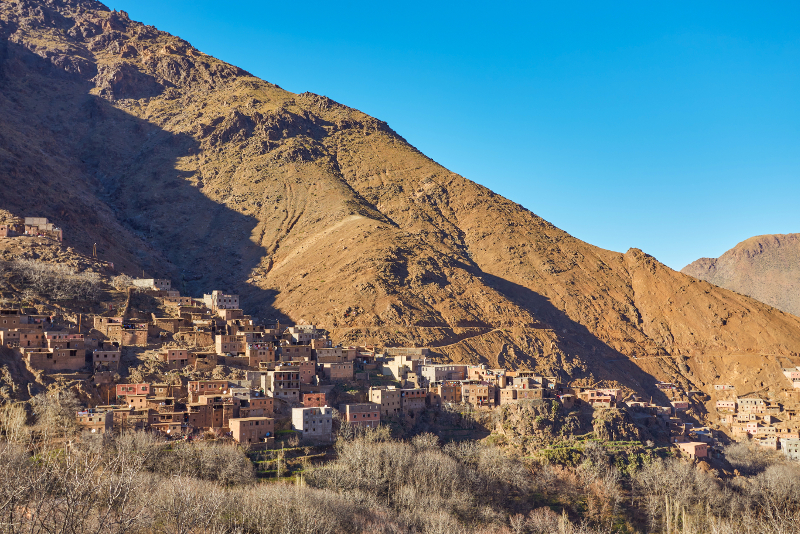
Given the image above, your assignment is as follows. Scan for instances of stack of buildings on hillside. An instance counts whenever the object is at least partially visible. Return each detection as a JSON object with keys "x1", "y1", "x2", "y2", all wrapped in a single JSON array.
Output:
[
  {"x1": 0, "y1": 216, "x2": 62, "y2": 241},
  {"x1": 4, "y1": 272, "x2": 800, "y2": 462},
  {"x1": 712, "y1": 377, "x2": 800, "y2": 460}
]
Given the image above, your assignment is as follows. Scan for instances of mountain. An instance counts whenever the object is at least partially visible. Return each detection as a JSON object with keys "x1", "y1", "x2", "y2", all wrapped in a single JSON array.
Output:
[
  {"x1": 682, "y1": 234, "x2": 800, "y2": 317},
  {"x1": 2, "y1": 0, "x2": 800, "y2": 397}
]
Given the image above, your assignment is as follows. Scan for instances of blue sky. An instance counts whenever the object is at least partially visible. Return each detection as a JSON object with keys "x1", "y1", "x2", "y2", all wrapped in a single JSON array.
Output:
[{"x1": 107, "y1": 1, "x2": 800, "y2": 270}]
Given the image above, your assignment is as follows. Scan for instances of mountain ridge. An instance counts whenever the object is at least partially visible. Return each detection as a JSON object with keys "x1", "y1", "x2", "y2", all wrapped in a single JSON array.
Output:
[
  {"x1": 682, "y1": 233, "x2": 800, "y2": 317},
  {"x1": 2, "y1": 0, "x2": 800, "y2": 398}
]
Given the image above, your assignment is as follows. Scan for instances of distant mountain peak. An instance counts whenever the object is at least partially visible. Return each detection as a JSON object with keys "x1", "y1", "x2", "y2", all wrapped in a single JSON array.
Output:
[{"x1": 682, "y1": 233, "x2": 800, "y2": 317}]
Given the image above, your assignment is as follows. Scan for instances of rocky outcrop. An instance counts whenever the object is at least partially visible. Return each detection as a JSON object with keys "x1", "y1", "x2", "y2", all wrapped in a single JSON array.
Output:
[{"x1": 592, "y1": 409, "x2": 643, "y2": 442}]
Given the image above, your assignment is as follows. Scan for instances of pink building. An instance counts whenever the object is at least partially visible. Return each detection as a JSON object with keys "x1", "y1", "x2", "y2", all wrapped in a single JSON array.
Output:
[
  {"x1": 117, "y1": 383, "x2": 151, "y2": 397},
  {"x1": 343, "y1": 403, "x2": 381, "y2": 428},
  {"x1": 160, "y1": 348, "x2": 193, "y2": 369},
  {"x1": 677, "y1": 442, "x2": 708, "y2": 459}
]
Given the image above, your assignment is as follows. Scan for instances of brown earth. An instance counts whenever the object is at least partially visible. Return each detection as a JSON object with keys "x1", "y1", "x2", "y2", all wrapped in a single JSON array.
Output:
[
  {"x1": 1, "y1": 0, "x2": 800, "y2": 400},
  {"x1": 682, "y1": 234, "x2": 800, "y2": 317}
]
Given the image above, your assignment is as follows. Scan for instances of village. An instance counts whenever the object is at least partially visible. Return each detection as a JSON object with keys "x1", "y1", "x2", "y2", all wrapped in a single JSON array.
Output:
[{"x1": 1, "y1": 219, "x2": 800, "y2": 464}]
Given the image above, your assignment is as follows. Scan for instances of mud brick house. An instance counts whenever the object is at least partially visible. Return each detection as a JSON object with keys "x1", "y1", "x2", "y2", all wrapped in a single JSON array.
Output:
[
  {"x1": 0, "y1": 329, "x2": 22, "y2": 347},
  {"x1": 116, "y1": 383, "x2": 151, "y2": 397},
  {"x1": 230, "y1": 417, "x2": 275, "y2": 447},
  {"x1": 672, "y1": 401, "x2": 690, "y2": 411},
  {"x1": 18, "y1": 330, "x2": 46, "y2": 349},
  {"x1": 468, "y1": 367, "x2": 510, "y2": 388},
  {"x1": 151, "y1": 314, "x2": 187, "y2": 333},
  {"x1": 197, "y1": 394, "x2": 240, "y2": 430},
  {"x1": 151, "y1": 383, "x2": 186, "y2": 398},
  {"x1": 76, "y1": 410, "x2": 113, "y2": 434},
  {"x1": 279, "y1": 343, "x2": 312, "y2": 360},
  {"x1": 579, "y1": 390, "x2": 616, "y2": 407},
  {"x1": 738, "y1": 397, "x2": 767, "y2": 412},
  {"x1": 676, "y1": 442, "x2": 708, "y2": 459},
  {"x1": 369, "y1": 386, "x2": 402, "y2": 417},
  {"x1": 23, "y1": 344, "x2": 85, "y2": 372},
  {"x1": 321, "y1": 361, "x2": 353, "y2": 381},
  {"x1": 94, "y1": 316, "x2": 123, "y2": 336},
  {"x1": 499, "y1": 386, "x2": 545, "y2": 405},
  {"x1": 262, "y1": 366, "x2": 301, "y2": 404},
  {"x1": 302, "y1": 391, "x2": 329, "y2": 407},
  {"x1": 716, "y1": 400, "x2": 737, "y2": 411},
  {"x1": 216, "y1": 334, "x2": 247, "y2": 355},
  {"x1": 123, "y1": 395, "x2": 149, "y2": 410},
  {"x1": 343, "y1": 403, "x2": 381, "y2": 428},
  {"x1": 461, "y1": 382, "x2": 497, "y2": 408},
  {"x1": 109, "y1": 406, "x2": 151, "y2": 432},
  {"x1": 0, "y1": 309, "x2": 22, "y2": 329},
  {"x1": 23, "y1": 217, "x2": 62, "y2": 241},
  {"x1": 159, "y1": 348, "x2": 194, "y2": 369},
  {"x1": 188, "y1": 380, "x2": 229, "y2": 402},
  {"x1": 427, "y1": 382, "x2": 462, "y2": 408},
  {"x1": 192, "y1": 351, "x2": 217, "y2": 371},
  {"x1": 217, "y1": 308, "x2": 246, "y2": 322},
  {"x1": 384, "y1": 347, "x2": 430, "y2": 358},
  {"x1": 186, "y1": 403, "x2": 212, "y2": 429},
  {"x1": 315, "y1": 346, "x2": 343, "y2": 362},
  {"x1": 400, "y1": 388, "x2": 426, "y2": 416},
  {"x1": 559, "y1": 393, "x2": 576, "y2": 409},
  {"x1": 93, "y1": 348, "x2": 121, "y2": 371},
  {"x1": 0, "y1": 220, "x2": 24, "y2": 237},
  {"x1": 94, "y1": 317, "x2": 147, "y2": 345},
  {"x1": 290, "y1": 359, "x2": 315, "y2": 384},
  {"x1": 239, "y1": 395, "x2": 274, "y2": 418},
  {"x1": 245, "y1": 344, "x2": 276, "y2": 367}
]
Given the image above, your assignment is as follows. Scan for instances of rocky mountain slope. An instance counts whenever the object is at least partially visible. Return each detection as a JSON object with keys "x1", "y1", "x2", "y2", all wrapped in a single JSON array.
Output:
[
  {"x1": 682, "y1": 234, "x2": 800, "y2": 317},
  {"x1": 2, "y1": 0, "x2": 800, "y2": 397}
]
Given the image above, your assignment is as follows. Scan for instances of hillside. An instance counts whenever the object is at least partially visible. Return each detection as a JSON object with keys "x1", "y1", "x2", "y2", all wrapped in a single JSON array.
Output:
[
  {"x1": 682, "y1": 234, "x2": 800, "y2": 318},
  {"x1": 2, "y1": 0, "x2": 800, "y2": 398}
]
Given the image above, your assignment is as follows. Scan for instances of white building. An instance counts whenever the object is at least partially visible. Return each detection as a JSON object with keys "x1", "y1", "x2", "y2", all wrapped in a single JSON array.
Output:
[
  {"x1": 781, "y1": 438, "x2": 800, "y2": 461},
  {"x1": 132, "y1": 278, "x2": 171, "y2": 291},
  {"x1": 203, "y1": 290, "x2": 239, "y2": 311},
  {"x1": 291, "y1": 406, "x2": 333, "y2": 442},
  {"x1": 419, "y1": 364, "x2": 467, "y2": 386},
  {"x1": 286, "y1": 325, "x2": 317, "y2": 345}
]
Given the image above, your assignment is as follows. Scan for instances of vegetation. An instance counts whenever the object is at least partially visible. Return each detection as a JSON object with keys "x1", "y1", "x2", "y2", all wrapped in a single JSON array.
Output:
[
  {"x1": 2, "y1": 393, "x2": 800, "y2": 533},
  {"x1": 6, "y1": 259, "x2": 103, "y2": 302}
]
